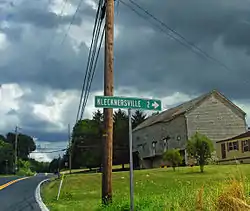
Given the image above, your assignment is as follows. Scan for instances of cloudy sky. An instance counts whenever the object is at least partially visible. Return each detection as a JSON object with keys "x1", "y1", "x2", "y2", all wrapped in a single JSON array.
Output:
[{"x1": 1, "y1": 0, "x2": 250, "y2": 160}]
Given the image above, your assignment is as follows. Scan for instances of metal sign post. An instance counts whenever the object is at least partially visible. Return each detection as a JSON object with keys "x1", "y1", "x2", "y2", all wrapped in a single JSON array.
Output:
[{"x1": 128, "y1": 108, "x2": 134, "y2": 211}]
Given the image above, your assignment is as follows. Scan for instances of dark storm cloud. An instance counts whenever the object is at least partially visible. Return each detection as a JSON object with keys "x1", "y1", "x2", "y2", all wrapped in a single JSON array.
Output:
[
  {"x1": 0, "y1": 26, "x2": 23, "y2": 41},
  {"x1": 110, "y1": 0, "x2": 250, "y2": 99},
  {"x1": 8, "y1": 98, "x2": 67, "y2": 141},
  {"x1": 10, "y1": 8, "x2": 82, "y2": 28},
  {"x1": 2, "y1": 0, "x2": 250, "y2": 105},
  {"x1": 32, "y1": 131, "x2": 67, "y2": 142},
  {"x1": 3, "y1": 0, "x2": 83, "y2": 28}
]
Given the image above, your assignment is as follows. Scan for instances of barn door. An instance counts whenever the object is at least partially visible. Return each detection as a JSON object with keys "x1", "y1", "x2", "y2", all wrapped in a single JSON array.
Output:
[{"x1": 221, "y1": 143, "x2": 226, "y2": 159}]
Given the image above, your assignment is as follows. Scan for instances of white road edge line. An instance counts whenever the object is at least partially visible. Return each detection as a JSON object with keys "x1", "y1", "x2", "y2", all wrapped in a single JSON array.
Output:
[{"x1": 35, "y1": 179, "x2": 50, "y2": 211}]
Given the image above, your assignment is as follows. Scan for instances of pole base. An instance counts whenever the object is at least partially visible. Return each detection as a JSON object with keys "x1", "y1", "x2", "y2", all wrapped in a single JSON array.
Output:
[{"x1": 102, "y1": 194, "x2": 112, "y2": 205}]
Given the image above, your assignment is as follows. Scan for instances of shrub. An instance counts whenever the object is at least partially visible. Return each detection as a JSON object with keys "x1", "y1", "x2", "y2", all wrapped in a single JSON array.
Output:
[
  {"x1": 163, "y1": 149, "x2": 182, "y2": 171},
  {"x1": 187, "y1": 132, "x2": 214, "y2": 173}
]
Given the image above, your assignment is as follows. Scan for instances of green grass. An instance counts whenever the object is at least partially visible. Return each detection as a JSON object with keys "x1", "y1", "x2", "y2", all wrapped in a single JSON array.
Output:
[
  {"x1": 41, "y1": 164, "x2": 250, "y2": 211},
  {"x1": 0, "y1": 174, "x2": 14, "y2": 177}
]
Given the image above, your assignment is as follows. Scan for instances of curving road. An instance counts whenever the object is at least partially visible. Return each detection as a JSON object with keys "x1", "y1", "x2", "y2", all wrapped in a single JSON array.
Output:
[{"x1": 0, "y1": 174, "x2": 51, "y2": 211}]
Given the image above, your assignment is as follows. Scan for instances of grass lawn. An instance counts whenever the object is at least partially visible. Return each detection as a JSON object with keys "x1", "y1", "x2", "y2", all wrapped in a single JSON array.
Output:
[{"x1": 41, "y1": 164, "x2": 250, "y2": 211}]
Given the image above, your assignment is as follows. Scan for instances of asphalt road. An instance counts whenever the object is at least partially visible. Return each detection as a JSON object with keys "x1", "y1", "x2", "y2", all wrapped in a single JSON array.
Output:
[
  {"x1": 0, "y1": 174, "x2": 51, "y2": 211},
  {"x1": 0, "y1": 176, "x2": 21, "y2": 186}
]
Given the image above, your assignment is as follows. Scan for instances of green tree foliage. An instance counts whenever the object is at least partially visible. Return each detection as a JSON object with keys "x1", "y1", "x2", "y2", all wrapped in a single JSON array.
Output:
[
  {"x1": 71, "y1": 119, "x2": 101, "y2": 169},
  {"x1": 0, "y1": 135, "x2": 6, "y2": 142},
  {"x1": 6, "y1": 133, "x2": 36, "y2": 160},
  {"x1": 0, "y1": 140, "x2": 13, "y2": 174},
  {"x1": 187, "y1": 132, "x2": 214, "y2": 173},
  {"x1": 0, "y1": 132, "x2": 46, "y2": 175},
  {"x1": 16, "y1": 159, "x2": 34, "y2": 176},
  {"x1": 92, "y1": 109, "x2": 103, "y2": 125},
  {"x1": 113, "y1": 109, "x2": 129, "y2": 168},
  {"x1": 70, "y1": 109, "x2": 133, "y2": 170},
  {"x1": 29, "y1": 158, "x2": 49, "y2": 173},
  {"x1": 69, "y1": 109, "x2": 148, "y2": 170},
  {"x1": 163, "y1": 149, "x2": 182, "y2": 171},
  {"x1": 132, "y1": 110, "x2": 147, "y2": 129},
  {"x1": 49, "y1": 158, "x2": 60, "y2": 173}
]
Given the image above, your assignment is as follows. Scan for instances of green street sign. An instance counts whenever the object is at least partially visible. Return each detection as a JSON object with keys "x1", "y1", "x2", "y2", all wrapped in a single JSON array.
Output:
[{"x1": 94, "y1": 96, "x2": 162, "y2": 111}]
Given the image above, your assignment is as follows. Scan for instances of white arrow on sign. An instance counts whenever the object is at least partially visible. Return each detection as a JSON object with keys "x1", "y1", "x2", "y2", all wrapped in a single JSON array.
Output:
[{"x1": 152, "y1": 101, "x2": 159, "y2": 109}]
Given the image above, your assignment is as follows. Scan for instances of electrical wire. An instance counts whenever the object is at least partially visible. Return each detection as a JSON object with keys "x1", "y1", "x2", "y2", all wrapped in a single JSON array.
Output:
[
  {"x1": 79, "y1": 16, "x2": 105, "y2": 119},
  {"x1": 80, "y1": 25, "x2": 105, "y2": 119},
  {"x1": 76, "y1": 0, "x2": 105, "y2": 122},
  {"x1": 76, "y1": 0, "x2": 104, "y2": 122},
  {"x1": 120, "y1": 0, "x2": 232, "y2": 71},
  {"x1": 30, "y1": 148, "x2": 67, "y2": 153},
  {"x1": 60, "y1": 0, "x2": 84, "y2": 46},
  {"x1": 72, "y1": 0, "x2": 105, "y2": 167}
]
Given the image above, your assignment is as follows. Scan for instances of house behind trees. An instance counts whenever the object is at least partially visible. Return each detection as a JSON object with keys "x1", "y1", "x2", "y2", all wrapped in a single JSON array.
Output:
[{"x1": 132, "y1": 90, "x2": 247, "y2": 169}]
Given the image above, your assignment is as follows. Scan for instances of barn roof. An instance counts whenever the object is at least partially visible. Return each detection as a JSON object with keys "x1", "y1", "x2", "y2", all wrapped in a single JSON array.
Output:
[{"x1": 133, "y1": 90, "x2": 246, "y2": 132}]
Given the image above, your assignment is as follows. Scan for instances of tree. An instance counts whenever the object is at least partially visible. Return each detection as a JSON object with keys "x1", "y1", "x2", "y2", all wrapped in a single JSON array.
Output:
[
  {"x1": 0, "y1": 140, "x2": 13, "y2": 174},
  {"x1": 163, "y1": 149, "x2": 182, "y2": 171},
  {"x1": 71, "y1": 119, "x2": 102, "y2": 169},
  {"x1": 132, "y1": 110, "x2": 147, "y2": 129},
  {"x1": 49, "y1": 158, "x2": 60, "y2": 173},
  {"x1": 92, "y1": 109, "x2": 103, "y2": 125},
  {"x1": 0, "y1": 135, "x2": 6, "y2": 142},
  {"x1": 113, "y1": 109, "x2": 129, "y2": 168},
  {"x1": 187, "y1": 132, "x2": 214, "y2": 173},
  {"x1": 6, "y1": 133, "x2": 36, "y2": 160},
  {"x1": 29, "y1": 158, "x2": 49, "y2": 173}
]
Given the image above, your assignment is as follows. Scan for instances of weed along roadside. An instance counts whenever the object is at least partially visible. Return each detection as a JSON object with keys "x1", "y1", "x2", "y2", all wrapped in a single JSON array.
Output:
[{"x1": 41, "y1": 164, "x2": 250, "y2": 211}]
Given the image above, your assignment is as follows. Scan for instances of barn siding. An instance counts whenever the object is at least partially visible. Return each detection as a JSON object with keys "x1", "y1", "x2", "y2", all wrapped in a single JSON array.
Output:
[
  {"x1": 133, "y1": 92, "x2": 247, "y2": 169},
  {"x1": 133, "y1": 115, "x2": 187, "y2": 159},
  {"x1": 185, "y1": 94, "x2": 247, "y2": 149}
]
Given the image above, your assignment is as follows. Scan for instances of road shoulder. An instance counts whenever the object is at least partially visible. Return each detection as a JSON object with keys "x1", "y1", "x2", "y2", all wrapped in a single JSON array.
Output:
[{"x1": 35, "y1": 179, "x2": 50, "y2": 211}]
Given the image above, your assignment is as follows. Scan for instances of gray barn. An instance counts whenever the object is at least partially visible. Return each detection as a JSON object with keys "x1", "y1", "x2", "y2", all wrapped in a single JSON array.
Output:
[{"x1": 132, "y1": 90, "x2": 247, "y2": 169}]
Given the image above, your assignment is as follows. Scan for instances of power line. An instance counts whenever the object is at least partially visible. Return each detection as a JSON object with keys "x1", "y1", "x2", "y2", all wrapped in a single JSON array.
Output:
[
  {"x1": 79, "y1": 22, "x2": 105, "y2": 119},
  {"x1": 79, "y1": 6, "x2": 106, "y2": 118},
  {"x1": 76, "y1": 0, "x2": 105, "y2": 122},
  {"x1": 60, "y1": 0, "x2": 84, "y2": 46},
  {"x1": 120, "y1": 0, "x2": 232, "y2": 71},
  {"x1": 31, "y1": 149, "x2": 66, "y2": 154},
  {"x1": 76, "y1": 0, "x2": 104, "y2": 122}
]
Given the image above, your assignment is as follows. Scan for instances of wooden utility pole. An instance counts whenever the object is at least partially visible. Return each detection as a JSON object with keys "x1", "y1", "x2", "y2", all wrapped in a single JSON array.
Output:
[
  {"x1": 14, "y1": 126, "x2": 18, "y2": 174},
  {"x1": 102, "y1": 0, "x2": 114, "y2": 205},
  {"x1": 68, "y1": 123, "x2": 72, "y2": 174}
]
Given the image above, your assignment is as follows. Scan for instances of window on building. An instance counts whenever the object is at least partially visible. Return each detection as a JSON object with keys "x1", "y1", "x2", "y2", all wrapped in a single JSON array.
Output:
[
  {"x1": 233, "y1": 141, "x2": 239, "y2": 150},
  {"x1": 163, "y1": 139, "x2": 168, "y2": 151},
  {"x1": 152, "y1": 141, "x2": 157, "y2": 154},
  {"x1": 228, "y1": 141, "x2": 238, "y2": 151},
  {"x1": 242, "y1": 140, "x2": 249, "y2": 152}
]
